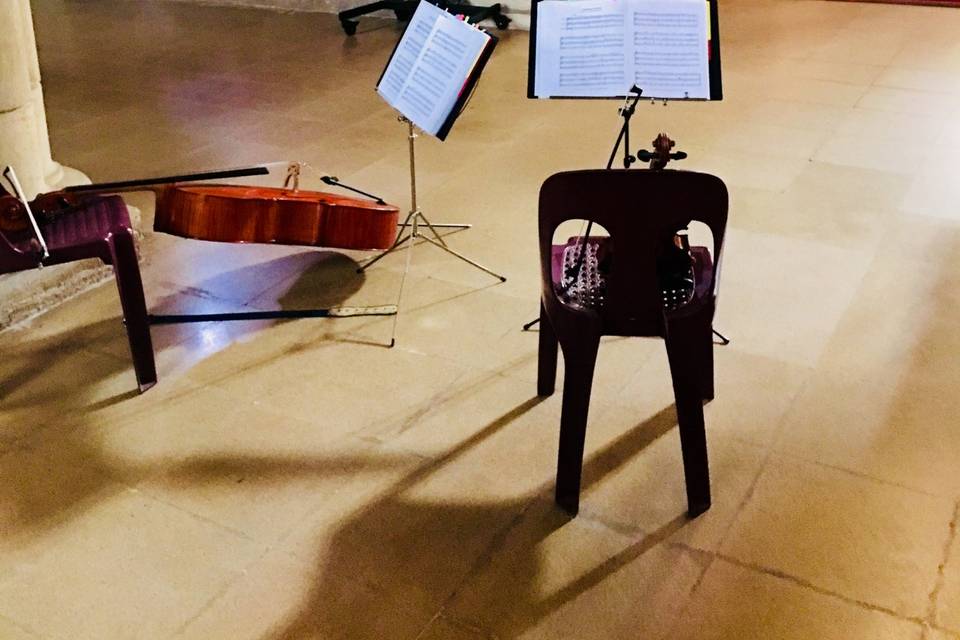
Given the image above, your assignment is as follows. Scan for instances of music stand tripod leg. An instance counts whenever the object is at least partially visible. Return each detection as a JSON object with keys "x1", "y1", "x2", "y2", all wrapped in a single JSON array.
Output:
[
  {"x1": 416, "y1": 210, "x2": 450, "y2": 248},
  {"x1": 419, "y1": 234, "x2": 506, "y2": 281},
  {"x1": 361, "y1": 117, "x2": 506, "y2": 283}
]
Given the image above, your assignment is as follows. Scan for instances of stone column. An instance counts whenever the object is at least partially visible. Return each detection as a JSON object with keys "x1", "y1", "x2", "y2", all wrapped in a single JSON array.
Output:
[
  {"x1": 0, "y1": 0, "x2": 87, "y2": 198},
  {"x1": 0, "y1": 0, "x2": 105, "y2": 330}
]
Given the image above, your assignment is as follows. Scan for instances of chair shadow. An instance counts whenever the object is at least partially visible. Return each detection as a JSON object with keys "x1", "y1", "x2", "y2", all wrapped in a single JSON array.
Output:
[
  {"x1": 251, "y1": 401, "x2": 686, "y2": 639},
  {"x1": 1, "y1": 250, "x2": 696, "y2": 639},
  {"x1": 0, "y1": 251, "x2": 367, "y2": 403},
  {"x1": 2, "y1": 351, "x2": 688, "y2": 639},
  {"x1": 0, "y1": 250, "x2": 376, "y2": 536}
]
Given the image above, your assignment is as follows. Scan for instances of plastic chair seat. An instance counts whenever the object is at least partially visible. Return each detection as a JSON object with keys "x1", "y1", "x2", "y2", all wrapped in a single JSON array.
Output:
[
  {"x1": 0, "y1": 196, "x2": 157, "y2": 392},
  {"x1": 551, "y1": 237, "x2": 714, "y2": 317}
]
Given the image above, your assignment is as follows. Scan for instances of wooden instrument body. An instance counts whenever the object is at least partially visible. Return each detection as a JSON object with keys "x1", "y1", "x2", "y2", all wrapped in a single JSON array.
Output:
[
  {"x1": 0, "y1": 177, "x2": 400, "y2": 252},
  {"x1": 154, "y1": 185, "x2": 400, "y2": 251}
]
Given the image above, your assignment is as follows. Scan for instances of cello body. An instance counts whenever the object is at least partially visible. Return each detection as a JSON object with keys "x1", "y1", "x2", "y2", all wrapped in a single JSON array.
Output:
[{"x1": 154, "y1": 185, "x2": 399, "y2": 251}]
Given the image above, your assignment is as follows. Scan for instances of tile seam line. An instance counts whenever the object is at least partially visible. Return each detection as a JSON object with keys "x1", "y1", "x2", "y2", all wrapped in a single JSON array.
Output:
[
  {"x1": 925, "y1": 499, "x2": 960, "y2": 626},
  {"x1": 141, "y1": 490, "x2": 259, "y2": 543},
  {"x1": 432, "y1": 497, "x2": 539, "y2": 628},
  {"x1": 773, "y1": 449, "x2": 954, "y2": 500},
  {"x1": 704, "y1": 550, "x2": 927, "y2": 625}
]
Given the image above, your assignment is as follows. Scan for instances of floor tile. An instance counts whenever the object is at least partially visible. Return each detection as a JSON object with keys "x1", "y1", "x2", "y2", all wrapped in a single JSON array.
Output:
[
  {"x1": 280, "y1": 470, "x2": 538, "y2": 625},
  {"x1": 672, "y1": 558, "x2": 924, "y2": 640},
  {"x1": 713, "y1": 228, "x2": 872, "y2": 367},
  {"x1": 176, "y1": 547, "x2": 431, "y2": 640},
  {"x1": 7, "y1": 1, "x2": 960, "y2": 638},
  {"x1": 720, "y1": 456, "x2": 953, "y2": 618},
  {"x1": 416, "y1": 616, "x2": 491, "y2": 640},
  {"x1": 0, "y1": 489, "x2": 265, "y2": 640},
  {"x1": 774, "y1": 236, "x2": 960, "y2": 496},
  {"x1": 443, "y1": 498, "x2": 706, "y2": 639},
  {"x1": 576, "y1": 403, "x2": 769, "y2": 552},
  {"x1": 0, "y1": 616, "x2": 42, "y2": 640}
]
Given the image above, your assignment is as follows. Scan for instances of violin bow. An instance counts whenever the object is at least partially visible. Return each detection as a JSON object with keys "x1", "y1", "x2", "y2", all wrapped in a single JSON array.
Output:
[{"x1": 2, "y1": 167, "x2": 49, "y2": 261}]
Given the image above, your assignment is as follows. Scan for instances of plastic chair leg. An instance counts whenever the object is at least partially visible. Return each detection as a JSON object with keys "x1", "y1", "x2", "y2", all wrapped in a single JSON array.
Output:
[
  {"x1": 537, "y1": 304, "x2": 558, "y2": 397},
  {"x1": 698, "y1": 315, "x2": 715, "y2": 402},
  {"x1": 668, "y1": 307, "x2": 715, "y2": 401},
  {"x1": 554, "y1": 332, "x2": 601, "y2": 516},
  {"x1": 665, "y1": 327, "x2": 711, "y2": 518},
  {"x1": 674, "y1": 386, "x2": 710, "y2": 517},
  {"x1": 109, "y1": 231, "x2": 157, "y2": 393}
]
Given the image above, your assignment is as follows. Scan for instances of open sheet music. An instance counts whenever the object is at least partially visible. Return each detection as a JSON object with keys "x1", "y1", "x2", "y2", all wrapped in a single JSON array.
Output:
[
  {"x1": 377, "y1": 1, "x2": 497, "y2": 140},
  {"x1": 530, "y1": 0, "x2": 716, "y2": 100}
]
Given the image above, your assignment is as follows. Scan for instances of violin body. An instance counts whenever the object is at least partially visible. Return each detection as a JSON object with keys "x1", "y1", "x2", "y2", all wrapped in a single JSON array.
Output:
[
  {"x1": 0, "y1": 190, "x2": 87, "y2": 233},
  {"x1": 155, "y1": 185, "x2": 399, "y2": 250}
]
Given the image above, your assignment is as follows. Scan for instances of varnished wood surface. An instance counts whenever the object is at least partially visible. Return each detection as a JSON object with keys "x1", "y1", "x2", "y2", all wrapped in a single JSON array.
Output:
[{"x1": 154, "y1": 185, "x2": 400, "y2": 250}]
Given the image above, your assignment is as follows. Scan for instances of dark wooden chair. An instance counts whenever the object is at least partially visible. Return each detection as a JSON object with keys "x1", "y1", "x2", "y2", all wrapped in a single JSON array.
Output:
[
  {"x1": 0, "y1": 195, "x2": 157, "y2": 392},
  {"x1": 536, "y1": 169, "x2": 728, "y2": 517}
]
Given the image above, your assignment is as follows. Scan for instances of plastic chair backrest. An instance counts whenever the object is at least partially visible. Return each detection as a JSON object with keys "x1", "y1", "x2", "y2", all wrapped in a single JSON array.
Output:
[{"x1": 539, "y1": 169, "x2": 728, "y2": 337}]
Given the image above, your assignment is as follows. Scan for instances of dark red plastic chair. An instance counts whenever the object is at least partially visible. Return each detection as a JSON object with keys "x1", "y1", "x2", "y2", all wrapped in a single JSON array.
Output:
[
  {"x1": 0, "y1": 195, "x2": 157, "y2": 392},
  {"x1": 537, "y1": 169, "x2": 728, "y2": 517}
]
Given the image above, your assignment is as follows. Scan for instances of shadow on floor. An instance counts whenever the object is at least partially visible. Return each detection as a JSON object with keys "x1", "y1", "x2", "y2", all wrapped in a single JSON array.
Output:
[
  {"x1": 258, "y1": 401, "x2": 685, "y2": 639},
  {"x1": 0, "y1": 246, "x2": 701, "y2": 639}
]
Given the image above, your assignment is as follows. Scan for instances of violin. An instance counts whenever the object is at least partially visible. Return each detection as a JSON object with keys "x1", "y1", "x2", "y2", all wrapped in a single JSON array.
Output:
[
  {"x1": 0, "y1": 166, "x2": 400, "y2": 251},
  {"x1": 639, "y1": 133, "x2": 696, "y2": 308},
  {"x1": 636, "y1": 133, "x2": 687, "y2": 170}
]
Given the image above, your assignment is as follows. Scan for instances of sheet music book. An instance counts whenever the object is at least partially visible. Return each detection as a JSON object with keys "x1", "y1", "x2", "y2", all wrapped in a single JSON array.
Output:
[
  {"x1": 528, "y1": 0, "x2": 722, "y2": 100},
  {"x1": 377, "y1": 0, "x2": 498, "y2": 140}
]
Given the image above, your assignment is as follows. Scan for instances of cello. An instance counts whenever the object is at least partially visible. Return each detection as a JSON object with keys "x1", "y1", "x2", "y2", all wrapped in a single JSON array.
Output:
[{"x1": 0, "y1": 164, "x2": 400, "y2": 251}]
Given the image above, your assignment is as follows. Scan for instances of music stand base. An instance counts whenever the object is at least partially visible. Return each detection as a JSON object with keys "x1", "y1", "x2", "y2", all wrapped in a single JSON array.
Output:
[{"x1": 358, "y1": 209, "x2": 505, "y2": 282}]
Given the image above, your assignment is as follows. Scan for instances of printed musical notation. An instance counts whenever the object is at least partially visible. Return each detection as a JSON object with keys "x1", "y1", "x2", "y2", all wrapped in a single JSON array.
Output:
[
  {"x1": 378, "y1": 1, "x2": 494, "y2": 137},
  {"x1": 533, "y1": 0, "x2": 709, "y2": 99}
]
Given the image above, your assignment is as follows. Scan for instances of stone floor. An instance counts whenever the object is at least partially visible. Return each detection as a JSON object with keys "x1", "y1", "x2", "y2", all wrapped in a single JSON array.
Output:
[{"x1": 2, "y1": 0, "x2": 960, "y2": 638}]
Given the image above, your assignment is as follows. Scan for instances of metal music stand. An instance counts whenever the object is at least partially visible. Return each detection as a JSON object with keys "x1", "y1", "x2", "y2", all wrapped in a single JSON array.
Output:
[{"x1": 358, "y1": 116, "x2": 505, "y2": 282}]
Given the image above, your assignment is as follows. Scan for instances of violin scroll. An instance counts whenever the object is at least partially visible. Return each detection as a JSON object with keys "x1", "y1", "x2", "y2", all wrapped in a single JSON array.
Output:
[{"x1": 636, "y1": 133, "x2": 687, "y2": 170}]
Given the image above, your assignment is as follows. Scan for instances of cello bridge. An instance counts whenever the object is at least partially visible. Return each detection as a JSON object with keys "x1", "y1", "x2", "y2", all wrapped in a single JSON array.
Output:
[{"x1": 283, "y1": 162, "x2": 302, "y2": 191}]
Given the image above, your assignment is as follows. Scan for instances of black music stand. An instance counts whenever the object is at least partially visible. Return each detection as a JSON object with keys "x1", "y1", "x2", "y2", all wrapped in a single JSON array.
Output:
[{"x1": 339, "y1": 0, "x2": 509, "y2": 35}]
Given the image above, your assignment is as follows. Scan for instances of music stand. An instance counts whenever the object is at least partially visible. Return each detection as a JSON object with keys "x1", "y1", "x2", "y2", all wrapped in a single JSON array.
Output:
[{"x1": 359, "y1": 0, "x2": 505, "y2": 282}]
